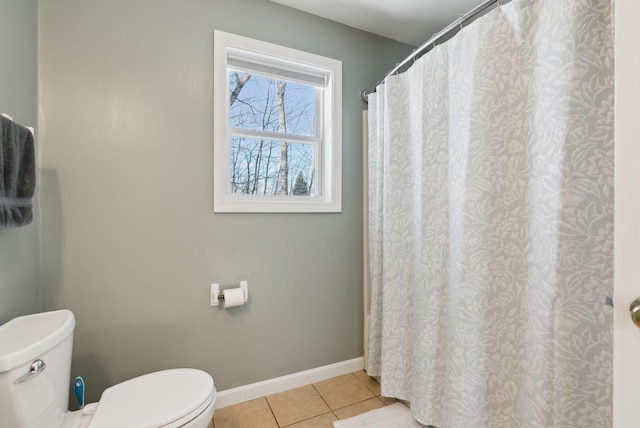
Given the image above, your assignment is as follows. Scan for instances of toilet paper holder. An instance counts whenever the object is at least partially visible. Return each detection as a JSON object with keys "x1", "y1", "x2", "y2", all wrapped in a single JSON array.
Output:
[{"x1": 210, "y1": 281, "x2": 248, "y2": 307}]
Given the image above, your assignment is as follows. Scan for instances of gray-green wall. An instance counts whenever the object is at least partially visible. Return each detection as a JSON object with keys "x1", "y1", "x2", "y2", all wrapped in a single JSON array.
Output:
[
  {"x1": 38, "y1": 0, "x2": 412, "y2": 401},
  {"x1": 0, "y1": 0, "x2": 39, "y2": 324}
]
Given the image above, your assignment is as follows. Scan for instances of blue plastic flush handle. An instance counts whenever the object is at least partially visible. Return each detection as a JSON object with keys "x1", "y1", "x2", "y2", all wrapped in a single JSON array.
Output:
[{"x1": 74, "y1": 376, "x2": 85, "y2": 409}]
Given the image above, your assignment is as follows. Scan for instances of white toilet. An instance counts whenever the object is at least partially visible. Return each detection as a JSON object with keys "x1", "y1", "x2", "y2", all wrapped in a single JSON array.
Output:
[{"x1": 0, "y1": 310, "x2": 216, "y2": 428}]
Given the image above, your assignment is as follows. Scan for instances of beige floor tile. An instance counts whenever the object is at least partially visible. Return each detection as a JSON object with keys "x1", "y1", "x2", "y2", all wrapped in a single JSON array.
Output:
[
  {"x1": 267, "y1": 385, "x2": 331, "y2": 427},
  {"x1": 213, "y1": 398, "x2": 278, "y2": 428},
  {"x1": 352, "y1": 370, "x2": 382, "y2": 395},
  {"x1": 333, "y1": 397, "x2": 385, "y2": 420},
  {"x1": 285, "y1": 412, "x2": 337, "y2": 428},
  {"x1": 313, "y1": 374, "x2": 375, "y2": 410},
  {"x1": 379, "y1": 395, "x2": 398, "y2": 405}
]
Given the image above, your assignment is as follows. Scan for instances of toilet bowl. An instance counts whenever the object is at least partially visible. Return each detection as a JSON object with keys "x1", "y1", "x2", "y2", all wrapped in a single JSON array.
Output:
[
  {"x1": 63, "y1": 368, "x2": 215, "y2": 428},
  {"x1": 0, "y1": 310, "x2": 216, "y2": 428}
]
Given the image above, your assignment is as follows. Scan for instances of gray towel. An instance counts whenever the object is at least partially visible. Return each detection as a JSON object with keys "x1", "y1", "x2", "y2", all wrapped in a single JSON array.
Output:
[{"x1": 0, "y1": 115, "x2": 35, "y2": 227}]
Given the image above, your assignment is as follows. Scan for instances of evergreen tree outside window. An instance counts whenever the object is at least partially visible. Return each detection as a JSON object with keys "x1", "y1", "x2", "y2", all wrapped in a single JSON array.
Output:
[{"x1": 292, "y1": 172, "x2": 310, "y2": 196}]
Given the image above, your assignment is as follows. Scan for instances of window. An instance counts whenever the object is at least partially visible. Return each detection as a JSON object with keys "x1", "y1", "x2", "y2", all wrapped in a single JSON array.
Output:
[{"x1": 213, "y1": 30, "x2": 342, "y2": 212}]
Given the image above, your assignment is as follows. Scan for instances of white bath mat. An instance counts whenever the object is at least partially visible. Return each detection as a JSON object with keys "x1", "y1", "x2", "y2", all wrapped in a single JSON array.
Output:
[{"x1": 333, "y1": 402, "x2": 426, "y2": 428}]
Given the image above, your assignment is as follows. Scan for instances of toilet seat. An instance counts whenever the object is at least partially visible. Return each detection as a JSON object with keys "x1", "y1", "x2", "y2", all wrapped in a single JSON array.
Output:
[{"x1": 88, "y1": 368, "x2": 215, "y2": 428}]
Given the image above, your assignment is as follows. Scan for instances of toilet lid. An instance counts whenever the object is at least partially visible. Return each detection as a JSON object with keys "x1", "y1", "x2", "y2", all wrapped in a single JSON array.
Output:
[{"x1": 89, "y1": 368, "x2": 215, "y2": 428}]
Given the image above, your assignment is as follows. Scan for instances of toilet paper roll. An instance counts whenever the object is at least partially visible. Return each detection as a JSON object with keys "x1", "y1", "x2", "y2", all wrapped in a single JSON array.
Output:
[{"x1": 223, "y1": 288, "x2": 245, "y2": 308}]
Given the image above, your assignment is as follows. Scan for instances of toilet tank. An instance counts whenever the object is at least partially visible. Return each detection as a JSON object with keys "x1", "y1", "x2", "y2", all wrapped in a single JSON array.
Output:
[{"x1": 0, "y1": 310, "x2": 75, "y2": 428}]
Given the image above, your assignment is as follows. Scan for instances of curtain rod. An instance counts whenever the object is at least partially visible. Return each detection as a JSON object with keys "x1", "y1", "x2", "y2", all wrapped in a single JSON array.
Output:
[{"x1": 361, "y1": 0, "x2": 501, "y2": 103}]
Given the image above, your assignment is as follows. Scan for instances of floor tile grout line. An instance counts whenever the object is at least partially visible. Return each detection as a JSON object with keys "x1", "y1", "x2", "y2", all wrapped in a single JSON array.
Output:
[
  {"x1": 331, "y1": 395, "x2": 386, "y2": 414},
  {"x1": 311, "y1": 382, "x2": 333, "y2": 411},
  {"x1": 214, "y1": 371, "x2": 390, "y2": 428},
  {"x1": 314, "y1": 372, "x2": 367, "y2": 411},
  {"x1": 263, "y1": 395, "x2": 281, "y2": 427},
  {"x1": 280, "y1": 410, "x2": 336, "y2": 427}
]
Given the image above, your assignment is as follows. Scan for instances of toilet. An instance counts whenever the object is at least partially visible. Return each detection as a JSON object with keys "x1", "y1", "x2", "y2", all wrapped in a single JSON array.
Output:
[{"x1": 0, "y1": 310, "x2": 216, "y2": 428}]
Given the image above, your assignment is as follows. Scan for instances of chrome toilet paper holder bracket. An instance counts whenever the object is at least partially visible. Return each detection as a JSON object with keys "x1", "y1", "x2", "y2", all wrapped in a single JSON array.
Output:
[{"x1": 210, "y1": 281, "x2": 248, "y2": 307}]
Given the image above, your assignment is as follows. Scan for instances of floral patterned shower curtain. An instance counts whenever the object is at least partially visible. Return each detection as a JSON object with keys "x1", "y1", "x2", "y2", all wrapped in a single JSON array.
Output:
[{"x1": 366, "y1": 0, "x2": 614, "y2": 426}]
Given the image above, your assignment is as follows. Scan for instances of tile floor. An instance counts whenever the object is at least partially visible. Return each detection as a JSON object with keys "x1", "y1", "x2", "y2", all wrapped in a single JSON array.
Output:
[{"x1": 211, "y1": 371, "x2": 398, "y2": 428}]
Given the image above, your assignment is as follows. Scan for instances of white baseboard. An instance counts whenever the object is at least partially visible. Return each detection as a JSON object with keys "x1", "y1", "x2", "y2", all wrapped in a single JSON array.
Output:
[{"x1": 215, "y1": 357, "x2": 364, "y2": 409}]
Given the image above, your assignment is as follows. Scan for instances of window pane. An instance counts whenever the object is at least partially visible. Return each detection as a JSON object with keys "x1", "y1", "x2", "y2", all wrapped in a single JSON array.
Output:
[
  {"x1": 228, "y1": 72, "x2": 315, "y2": 137},
  {"x1": 229, "y1": 137, "x2": 316, "y2": 196}
]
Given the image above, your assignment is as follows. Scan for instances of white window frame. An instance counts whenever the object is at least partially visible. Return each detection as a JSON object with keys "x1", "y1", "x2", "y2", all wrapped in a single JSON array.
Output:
[{"x1": 213, "y1": 30, "x2": 342, "y2": 213}]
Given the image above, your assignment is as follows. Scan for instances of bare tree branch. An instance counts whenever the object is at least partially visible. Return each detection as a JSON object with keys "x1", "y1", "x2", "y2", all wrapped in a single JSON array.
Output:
[{"x1": 229, "y1": 72, "x2": 251, "y2": 107}]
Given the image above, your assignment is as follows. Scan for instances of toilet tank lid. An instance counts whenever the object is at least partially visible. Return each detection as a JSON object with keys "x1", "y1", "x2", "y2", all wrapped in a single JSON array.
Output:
[{"x1": 0, "y1": 310, "x2": 75, "y2": 372}]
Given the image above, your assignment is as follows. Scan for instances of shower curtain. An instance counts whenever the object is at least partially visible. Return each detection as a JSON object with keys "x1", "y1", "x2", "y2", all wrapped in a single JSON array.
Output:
[{"x1": 366, "y1": 0, "x2": 614, "y2": 426}]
